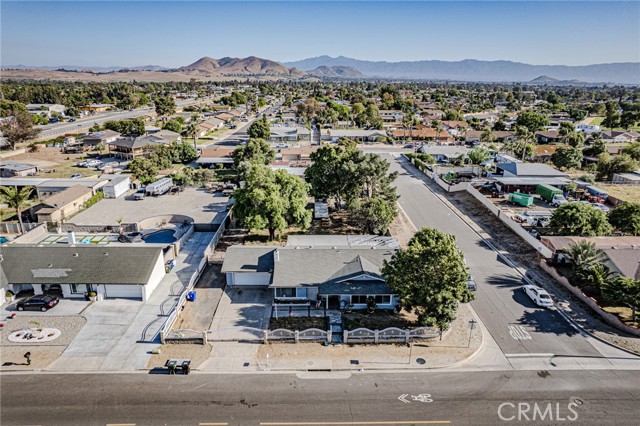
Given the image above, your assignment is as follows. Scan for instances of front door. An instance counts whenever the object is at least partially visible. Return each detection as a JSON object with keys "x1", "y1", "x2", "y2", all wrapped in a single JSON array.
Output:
[{"x1": 328, "y1": 295, "x2": 340, "y2": 310}]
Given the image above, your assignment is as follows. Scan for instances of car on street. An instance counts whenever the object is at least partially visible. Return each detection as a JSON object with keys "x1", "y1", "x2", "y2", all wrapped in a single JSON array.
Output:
[
  {"x1": 85, "y1": 159, "x2": 101, "y2": 167},
  {"x1": 70, "y1": 173, "x2": 82, "y2": 179},
  {"x1": 276, "y1": 143, "x2": 290, "y2": 148},
  {"x1": 132, "y1": 188, "x2": 146, "y2": 200},
  {"x1": 68, "y1": 118, "x2": 76, "y2": 122},
  {"x1": 16, "y1": 294, "x2": 59, "y2": 312},
  {"x1": 76, "y1": 161, "x2": 88, "y2": 167},
  {"x1": 523, "y1": 284, "x2": 553, "y2": 307},
  {"x1": 466, "y1": 276, "x2": 478, "y2": 291}
]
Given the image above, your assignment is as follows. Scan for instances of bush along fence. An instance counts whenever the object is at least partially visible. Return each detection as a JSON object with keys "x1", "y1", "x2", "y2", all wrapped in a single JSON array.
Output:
[{"x1": 265, "y1": 326, "x2": 442, "y2": 344}]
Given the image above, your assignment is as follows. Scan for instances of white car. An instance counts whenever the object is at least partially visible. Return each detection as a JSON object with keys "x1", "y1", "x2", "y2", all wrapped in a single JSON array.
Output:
[
  {"x1": 85, "y1": 159, "x2": 101, "y2": 167},
  {"x1": 76, "y1": 161, "x2": 88, "y2": 167},
  {"x1": 98, "y1": 161, "x2": 118, "y2": 171},
  {"x1": 276, "y1": 143, "x2": 290, "y2": 148},
  {"x1": 523, "y1": 284, "x2": 553, "y2": 308}
]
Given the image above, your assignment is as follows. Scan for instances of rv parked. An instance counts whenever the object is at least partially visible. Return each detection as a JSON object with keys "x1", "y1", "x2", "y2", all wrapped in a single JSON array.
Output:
[{"x1": 145, "y1": 178, "x2": 173, "y2": 196}]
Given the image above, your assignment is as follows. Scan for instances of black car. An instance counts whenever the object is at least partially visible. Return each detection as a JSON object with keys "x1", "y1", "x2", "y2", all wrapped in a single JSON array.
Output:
[{"x1": 16, "y1": 295, "x2": 59, "y2": 312}]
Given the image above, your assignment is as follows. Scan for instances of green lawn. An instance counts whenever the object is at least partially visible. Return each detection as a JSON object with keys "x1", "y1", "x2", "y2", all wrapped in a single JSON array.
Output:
[{"x1": 588, "y1": 116, "x2": 640, "y2": 131}]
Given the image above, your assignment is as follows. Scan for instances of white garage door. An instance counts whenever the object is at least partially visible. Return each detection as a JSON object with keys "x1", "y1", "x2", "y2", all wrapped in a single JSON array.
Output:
[
  {"x1": 232, "y1": 272, "x2": 271, "y2": 286},
  {"x1": 105, "y1": 285, "x2": 142, "y2": 299}
]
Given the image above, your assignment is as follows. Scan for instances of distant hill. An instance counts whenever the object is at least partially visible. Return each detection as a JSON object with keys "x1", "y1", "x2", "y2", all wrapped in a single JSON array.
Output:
[
  {"x1": 283, "y1": 55, "x2": 640, "y2": 84},
  {"x1": 530, "y1": 75, "x2": 558, "y2": 82},
  {"x1": 2, "y1": 64, "x2": 168, "y2": 72},
  {"x1": 308, "y1": 65, "x2": 366, "y2": 78},
  {"x1": 180, "y1": 56, "x2": 303, "y2": 77}
]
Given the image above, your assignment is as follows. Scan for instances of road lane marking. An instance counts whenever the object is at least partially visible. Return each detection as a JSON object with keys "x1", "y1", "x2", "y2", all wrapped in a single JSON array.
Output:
[
  {"x1": 260, "y1": 422, "x2": 451, "y2": 425},
  {"x1": 106, "y1": 424, "x2": 136, "y2": 426},
  {"x1": 508, "y1": 325, "x2": 532, "y2": 340},
  {"x1": 199, "y1": 423, "x2": 229, "y2": 426}
]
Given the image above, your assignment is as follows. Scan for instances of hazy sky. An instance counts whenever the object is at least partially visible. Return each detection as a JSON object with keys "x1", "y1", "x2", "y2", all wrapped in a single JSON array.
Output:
[{"x1": 2, "y1": 1, "x2": 639, "y2": 67}]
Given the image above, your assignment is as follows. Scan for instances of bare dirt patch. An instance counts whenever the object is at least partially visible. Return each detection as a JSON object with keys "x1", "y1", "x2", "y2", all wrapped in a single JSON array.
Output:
[
  {"x1": 146, "y1": 344, "x2": 213, "y2": 370},
  {"x1": 342, "y1": 310, "x2": 418, "y2": 330},
  {"x1": 269, "y1": 316, "x2": 326, "y2": 331}
]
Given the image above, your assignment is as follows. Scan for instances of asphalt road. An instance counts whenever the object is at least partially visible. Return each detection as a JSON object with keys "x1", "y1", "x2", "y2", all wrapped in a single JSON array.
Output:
[
  {"x1": 2, "y1": 371, "x2": 638, "y2": 425},
  {"x1": 386, "y1": 154, "x2": 601, "y2": 357}
]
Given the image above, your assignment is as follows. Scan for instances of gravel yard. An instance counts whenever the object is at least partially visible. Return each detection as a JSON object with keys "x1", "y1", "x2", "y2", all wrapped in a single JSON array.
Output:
[
  {"x1": 0, "y1": 315, "x2": 86, "y2": 370},
  {"x1": 146, "y1": 343, "x2": 213, "y2": 370}
]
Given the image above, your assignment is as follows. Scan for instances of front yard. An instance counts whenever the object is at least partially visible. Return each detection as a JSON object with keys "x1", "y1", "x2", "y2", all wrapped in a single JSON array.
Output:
[
  {"x1": 269, "y1": 316, "x2": 326, "y2": 331},
  {"x1": 342, "y1": 310, "x2": 418, "y2": 330}
]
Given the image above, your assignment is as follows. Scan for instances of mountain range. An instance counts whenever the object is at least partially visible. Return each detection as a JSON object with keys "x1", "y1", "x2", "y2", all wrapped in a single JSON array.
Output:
[
  {"x1": 3, "y1": 55, "x2": 639, "y2": 84},
  {"x1": 283, "y1": 55, "x2": 640, "y2": 84}
]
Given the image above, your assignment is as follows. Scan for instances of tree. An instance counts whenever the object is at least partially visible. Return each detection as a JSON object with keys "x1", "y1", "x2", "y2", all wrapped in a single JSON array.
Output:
[
  {"x1": 0, "y1": 108, "x2": 40, "y2": 150},
  {"x1": 104, "y1": 119, "x2": 145, "y2": 137},
  {"x1": 467, "y1": 147, "x2": 491, "y2": 165},
  {"x1": 576, "y1": 263, "x2": 617, "y2": 296},
  {"x1": 305, "y1": 145, "x2": 355, "y2": 210},
  {"x1": 596, "y1": 153, "x2": 638, "y2": 181},
  {"x1": 185, "y1": 122, "x2": 199, "y2": 150},
  {"x1": 608, "y1": 202, "x2": 640, "y2": 235},
  {"x1": 170, "y1": 141, "x2": 198, "y2": 164},
  {"x1": 163, "y1": 119, "x2": 183, "y2": 134},
  {"x1": 128, "y1": 158, "x2": 158, "y2": 184},
  {"x1": 602, "y1": 277, "x2": 640, "y2": 322},
  {"x1": 565, "y1": 241, "x2": 606, "y2": 277},
  {"x1": 602, "y1": 101, "x2": 620, "y2": 130},
  {"x1": 551, "y1": 146, "x2": 583, "y2": 170},
  {"x1": 583, "y1": 135, "x2": 606, "y2": 157},
  {"x1": 247, "y1": 115, "x2": 270, "y2": 139},
  {"x1": 621, "y1": 142, "x2": 640, "y2": 161},
  {"x1": 154, "y1": 95, "x2": 176, "y2": 117},
  {"x1": 349, "y1": 196, "x2": 397, "y2": 235},
  {"x1": 480, "y1": 127, "x2": 496, "y2": 144},
  {"x1": 549, "y1": 202, "x2": 613, "y2": 236},
  {"x1": 515, "y1": 111, "x2": 549, "y2": 132},
  {"x1": 0, "y1": 185, "x2": 34, "y2": 234},
  {"x1": 232, "y1": 138, "x2": 275, "y2": 168},
  {"x1": 233, "y1": 164, "x2": 311, "y2": 240},
  {"x1": 381, "y1": 228, "x2": 474, "y2": 330}
]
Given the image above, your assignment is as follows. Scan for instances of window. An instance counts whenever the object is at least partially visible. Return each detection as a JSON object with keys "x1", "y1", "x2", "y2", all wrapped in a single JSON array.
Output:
[
  {"x1": 275, "y1": 288, "x2": 295, "y2": 298},
  {"x1": 71, "y1": 284, "x2": 88, "y2": 294},
  {"x1": 295, "y1": 288, "x2": 307, "y2": 298},
  {"x1": 374, "y1": 295, "x2": 391, "y2": 305},
  {"x1": 351, "y1": 295, "x2": 368, "y2": 304}
]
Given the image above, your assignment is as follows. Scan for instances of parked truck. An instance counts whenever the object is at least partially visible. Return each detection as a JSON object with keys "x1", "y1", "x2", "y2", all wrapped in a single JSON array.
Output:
[
  {"x1": 145, "y1": 177, "x2": 173, "y2": 196},
  {"x1": 585, "y1": 185, "x2": 608, "y2": 203},
  {"x1": 508, "y1": 192, "x2": 534, "y2": 207},
  {"x1": 536, "y1": 184, "x2": 563, "y2": 202}
]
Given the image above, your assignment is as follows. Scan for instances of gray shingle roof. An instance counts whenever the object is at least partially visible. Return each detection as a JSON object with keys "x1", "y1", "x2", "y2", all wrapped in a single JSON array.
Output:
[
  {"x1": 0, "y1": 245, "x2": 163, "y2": 285},
  {"x1": 497, "y1": 162, "x2": 567, "y2": 177},
  {"x1": 271, "y1": 247, "x2": 395, "y2": 288},
  {"x1": 220, "y1": 246, "x2": 276, "y2": 273}
]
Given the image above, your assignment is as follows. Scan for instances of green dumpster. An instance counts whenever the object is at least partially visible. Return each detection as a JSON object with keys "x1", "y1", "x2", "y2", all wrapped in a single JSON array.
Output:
[{"x1": 508, "y1": 192, "x2": 534, "y2": 207}]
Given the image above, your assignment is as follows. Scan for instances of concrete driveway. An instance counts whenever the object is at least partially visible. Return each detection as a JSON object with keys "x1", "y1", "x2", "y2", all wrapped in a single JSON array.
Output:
[{"x1": 209, "y1": 287, "x2": 273, "y2": 342}]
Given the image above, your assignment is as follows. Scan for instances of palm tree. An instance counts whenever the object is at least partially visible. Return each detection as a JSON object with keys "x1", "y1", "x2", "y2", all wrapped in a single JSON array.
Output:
[
  {"x1": 481, "y1": 127, "x2": 496, "y2": 145},
  {"x1": 0, "y1": 185, "x2": 34, "y2": 235},
  {"x1": 186, "y1": 122, "x2": 198, "y2": 152},
  {"x1": 577, "y1": 263, "x2": 617, "y2": 296},
  {"x1": 565, "y1": 241, "x2": 606, "y2": 276}
]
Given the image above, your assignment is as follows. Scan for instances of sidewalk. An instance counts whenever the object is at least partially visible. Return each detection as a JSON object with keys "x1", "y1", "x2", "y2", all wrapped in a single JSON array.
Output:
[{"x1": 47, "y1": 232, "x2": 215, "y2": 371}]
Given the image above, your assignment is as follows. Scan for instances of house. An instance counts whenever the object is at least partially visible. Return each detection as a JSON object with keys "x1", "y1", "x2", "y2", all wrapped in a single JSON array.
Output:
[
  {"x1": 600, "y1": 131, "x2": 640, "y2": 143},
  {"x1": 82, "y1": 130, "x2": 121, "y2": 148},
  {"x1": 107, "y1": 136, "x2": 166, "y2": 160},
  {"x1": 0, "y1": 177, "x2": 109, "y2": 199},
  {"x1": 612, "y1": 172, "x2": 640, "y2": 185},
  {"x1": 0, "y1": 161, "x2": 39, "y2": 177},
  {"x1": 195, "y1": 147, "x2": 236, "y2": 168},
  {"x1": 535, "y1": 130, "x2": 562, "y2": 144},
  {"x1": 26, "y1": 104, "x2": 66, "y2": 117},
  {"x1": 493, "y1": 162, "x2": 569, "y2": 179},
  {"x1": 378, "y1": 110, "x2": 404, "y2": 124},
  {"x1": 215, "y1": 112, "x2": 236, "y2": 122},
  {"x1": 269, "y1": 127, "x2": 311, "y2": 143},
  {"x1": 392, "y1": 125, "x2": 454, "y2": 142},
  {"x1": 79, "y1": 104, "x2": 113, "y2": 112},
  {"x1": 221, "y1": 245, "x2": 399, "y2": 310},
  {"x1": 491, "y1": 162, "x2": 569, "y2": 192},
  {"x1": 417, "y1": 145, "x2": 469, "y2": 163},
  {"x1": 152, "y1": 130, "x2": 182, "y2": 144},
  {"x1": 465, "y1": 130, "x2": 516, "y2": 144},
  {"x1": 541, "y1": 236, "x2": 640, "y2": 280},
  {"x1": 321, "y1": 129, "x2": 387, "y2": 143},
  {"x1": 533, "y1": 145, "x2": 560, "y2": 163},
  {"x1": 0, "y1": 244, "x2": 166, "y2": 301},
  {"x1": 277, "y1": 146, "x2": 318, "y2": 163},
  {"x1": 441, "y1": 120, "x2": 469, "y2": 136},
  {"x1": 197, "y1": 117, "x2": 225, "y2": 137},
  {"x1": 31, "y1": 185, "x2": 94, "y2": 223},
  {"x1": 577, "y1": 124, "x2": 601, "y2": 134}
]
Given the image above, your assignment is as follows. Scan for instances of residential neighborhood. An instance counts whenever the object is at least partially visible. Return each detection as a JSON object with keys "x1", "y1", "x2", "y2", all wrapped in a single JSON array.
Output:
[{"x1": 1, "y1": 0, "x2": 640, "y2": 424}]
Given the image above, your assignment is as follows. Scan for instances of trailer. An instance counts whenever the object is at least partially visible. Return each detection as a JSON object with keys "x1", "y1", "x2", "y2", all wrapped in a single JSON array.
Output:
[
  {"x1": 145, "y1": 177, "x2": 173, "y2": 196},
  {"x1": 585, "y1": 185, "x2": 608, "y2": 202},
  {"x1": 508, "y1": 192, "x2": 534, "y2": 207},
  {"x1": 535, "y1": 184, "x2": 563, "y2": 202}
]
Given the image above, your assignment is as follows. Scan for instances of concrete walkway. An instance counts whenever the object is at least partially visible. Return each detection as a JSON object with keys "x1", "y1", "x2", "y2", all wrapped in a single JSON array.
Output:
[{"x1": 48, "y1": 232, "x2": 215, "y2": 371}]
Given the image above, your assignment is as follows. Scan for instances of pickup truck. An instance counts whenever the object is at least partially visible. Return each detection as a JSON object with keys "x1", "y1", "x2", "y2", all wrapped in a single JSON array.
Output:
[{"x1": 551, "y1": 194, "x2": 568, "y2": 207}]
